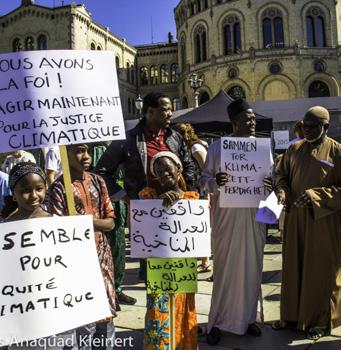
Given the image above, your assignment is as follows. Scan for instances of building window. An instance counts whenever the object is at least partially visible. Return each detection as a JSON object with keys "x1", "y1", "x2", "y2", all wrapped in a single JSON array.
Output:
[
  {"x1": 97, "y1": 45, "x2": 102, "y2": 50},
  {"x1": 308, "y1": 80, "x2": 330, "y2": 97},
  {"x1": 306, "y1": 7, "x2": 326, "y2": 47},
  {"x1": 180, "y1": 36, "x2": 186, "y2": 72},
  {"x1": 172, "y1": 98, "x2": 180, "y2": 111},
  {"x1": 262, "y1": 8, "x2": 284, "y2": 48},
  {"x1": 269, "y1": 62, "x2": 282, "y2": 74},
  {"x1": 227, "y1": 86, "x2": 246, "y2": 99},
  {"x1": 199, "y1": 92, "x2": 210, "y2": 105},
  {"x1": 37, "y1": 35, "x2": 47, "y2": 50},
  {"x1": 171, "y1": 63, "x2": 179, "y2": 83},
  {"x1": 182, "y1": 96, "x2": 188, "y2": 109},
  {"x1": 12, "y1": 38, "x2": 22, "y2": 52},
  {"x1": 223, "y1": 16, "x2": 242, "y2": 55},
  {"x1": 126, "y1": 62, "x2": 130, "y2": 83},
  {"x1": 228, "y1": 67, "x2": 238, "y2": 79},
  {"x1": 190, "y1": 2, "x2": 194, "y2": 16},
  {"x1": 115, "y1": 56, "x2": 120, "y2": 75},
  {"x1": 90, "y1": 42, "x2": 96, "y2": 50},
  {"x1": 150, "y1": 65, "x2": 159, "y2": 85},
  {"x1": 131, "y1": 65, "x2": 135, "y2": 84},
  {"x1": 194, "y1": 25, "x2": 207, "y2": 63},
  {"x1": 160, "y1": 64, "x2": 169, "y2": 83},
  {"x1": 128, "y1": 98, "x2": 131, "y2": 114},
  {"x1": 140, "y1": 67, "x2": 148, "y2": 85},
  {"x1": 314, "y1": 60, "x2": 326, "y2": 73},
  {"x1": 25, "y1": 36, "x2": 34, "y2": 50},
  {"x1": 197, "y1": 0, "x2": 201, "y2": 12},
  {"x1": 204, "y1": 0, "x2": 208, "y2": 9}
]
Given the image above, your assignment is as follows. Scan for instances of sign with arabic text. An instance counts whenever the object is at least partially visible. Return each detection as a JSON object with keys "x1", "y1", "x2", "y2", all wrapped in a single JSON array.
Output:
[
  {"x1": 0, "y1": 50, "x2": 125, "y2": 152},
  {"x1": 0, "y1": 215, "x2": 111, "y2": 346},
  {"x1": 130, "y1": 199, "x2": 211, "y2": 258},
  {"x1": 220, "y1": 137, "x2": 272, "y2": 208},
  {"x1": 147, "y1": 258, "x2": 197, "y2": 294}
]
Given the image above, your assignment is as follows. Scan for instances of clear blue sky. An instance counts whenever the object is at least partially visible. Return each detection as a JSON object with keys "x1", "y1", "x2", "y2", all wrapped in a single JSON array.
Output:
[{"x1": 0, "y1": 0, "x2": 179, "y2": 45}]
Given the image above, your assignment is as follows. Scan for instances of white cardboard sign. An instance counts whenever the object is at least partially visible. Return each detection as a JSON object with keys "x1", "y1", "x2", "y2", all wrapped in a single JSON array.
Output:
[
  {"x1": 0, "y1": 215, "x2": 111, "y2": 346},
  {"x1": 272, "y1": 130, "x2": 290, "y2": 150},
  {"x1": 0, "y1": 50, "x2": 125, "y2": 152},
  {"x1": 130, "y1": 200, "x2": 211, "y2": 258},
  {"x1": 220, "y1": 137, "x2": 272, "y2": 208}
]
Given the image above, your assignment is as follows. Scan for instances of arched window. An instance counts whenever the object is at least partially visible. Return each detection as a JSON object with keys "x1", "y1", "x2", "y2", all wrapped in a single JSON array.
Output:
[
  {"x1": 227, "y1": 86, "x2": 246, "y2": 99},
  {"x1": 128, "y1": 98, "x2": 131, "y2": 114},
  {"x1": 90, "y1": 42, "x2": 96, "y2": 50},
  {"x1": 197, "y1": 0, "x2": 201, "y2": 12},
  {"x1": 13, "y1": 38, "x2": 22, "y2": 52},
  {"x1": 160, "y1": 64, "x2": 169, "y2": 84},
  {"x1": 37, "y1": 35, "x2": 47, "y2": 50},
  {"x1": 126, "y1": 62, "x2": 130, "y2": 83},
  {"x1": 308, "y1": 80, "x2": 330, "y2": 97},
  {"x1": 140, "y1": 67, "x2": 148, "y2": 85},
  {"x1": 262, "y1": 8, "x2": 284, "y2": 48},
  {"x1": 131, "y1": 65, "x2": 135, "y2": 84},
  {"x1": 204, "y1": 0, "x2": 208, "y2": 9},
  {"x1": 182, "y1": 96, "x2": 188, "y2": 109},
  {"x1": 180, "y1": 36, "x2": 187, "y2": 72},
  {"x1": 190, "y1": 2, "x2": 195, "y2": 16},
  {"x1": 306, "y1": 8, "x2": 326, "y2": 47},
  {"x1": 150, "y1": 66, "x2": 159, "y2": 85},
  {"x1": 171, "y1": 63, "x2": 179, "y2": 83},
  {"x1": 194, "y1": 25, "x2": 207, "y2": 63},
  {"x1": 172, "y1": 98, "x2": 180, "y2": 111},
  {"x1": 223, "y1": 16, "x2": 242, "y2": 55},
  {"x1": 97, "y1": 45, "x2": 102, "y2": 50},
  {"x1": 199, "y1": 92, "x2": 210, "y2": 105},
  {"x1": 25, "y1": 36, "x2": 34, "y2": 50}
]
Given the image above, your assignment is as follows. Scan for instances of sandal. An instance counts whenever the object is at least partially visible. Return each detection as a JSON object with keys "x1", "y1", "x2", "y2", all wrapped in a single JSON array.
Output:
[
  {"x1": 197, "y1": 263, "x2": 212, "y2": 273},
  {"x1": 272, "y1": 320, "x2": 287, "y2": 330},
  {"x1": 308, "y1": 326, "x2": 328, "y2": 340}
]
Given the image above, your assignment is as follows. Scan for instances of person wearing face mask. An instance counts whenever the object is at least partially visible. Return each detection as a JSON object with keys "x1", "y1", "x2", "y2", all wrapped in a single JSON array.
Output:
[{"x1": 273, "y1": 106, "x2": 341, "y2": 340}]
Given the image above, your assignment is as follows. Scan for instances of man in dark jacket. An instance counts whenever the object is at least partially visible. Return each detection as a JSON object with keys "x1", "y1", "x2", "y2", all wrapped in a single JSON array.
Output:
[{"x1": 95, "y1": 92, "x2": 196, "y2": 281}]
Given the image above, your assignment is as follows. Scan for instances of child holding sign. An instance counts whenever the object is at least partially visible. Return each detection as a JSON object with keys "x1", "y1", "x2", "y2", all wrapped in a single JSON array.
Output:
[
  {"x1": 139, "y1": 151, "x2": 198, "y2": 350},
  {"x1": 48, "y1": 144, "x2": 116, "y2": 349}
]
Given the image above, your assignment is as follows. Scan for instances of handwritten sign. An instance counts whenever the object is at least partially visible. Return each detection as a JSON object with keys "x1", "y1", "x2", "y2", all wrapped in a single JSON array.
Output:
[
  {"x1": 256, "y1": 191, "x2": 283, "y2": 224},
  {"x1": 147, "y1": 258, "x2": 197, "y2": 294},
  {"x1": 0, "y1": 50, "x2": 125, "y2": 152},
  {"x1": 220, "y1": 137, "x2": 272, "y2": 208},
  {"x1": 272, "y1": 131, "x2": 289, "y2": 150},
  {"x1": 130, "y1": 200, "x2": 211, "y2": 258},
  {"x1": 0, "y1": 215, "x2": 111, "y2": 346}
]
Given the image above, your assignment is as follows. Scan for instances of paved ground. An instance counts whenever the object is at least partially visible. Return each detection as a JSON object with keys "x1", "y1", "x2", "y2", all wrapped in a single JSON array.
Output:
[{"x1": 115, "y1": 231, "x2": 341, "y2": 349}]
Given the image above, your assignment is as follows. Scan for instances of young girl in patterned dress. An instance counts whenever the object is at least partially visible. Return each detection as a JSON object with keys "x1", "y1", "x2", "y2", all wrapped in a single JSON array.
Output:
[{"x1": 48, "y1": 144, "x2": 116, "y2": 350}]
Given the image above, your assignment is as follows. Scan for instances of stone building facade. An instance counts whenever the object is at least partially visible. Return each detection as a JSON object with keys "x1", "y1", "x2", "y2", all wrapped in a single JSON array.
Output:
[{"x1": 174, "y1": 0, "x2": 341, "y2": 107}]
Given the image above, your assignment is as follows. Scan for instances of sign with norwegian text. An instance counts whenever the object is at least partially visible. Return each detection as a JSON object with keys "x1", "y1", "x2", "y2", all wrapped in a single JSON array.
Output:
[{"x1": 220, "y1": 137, "x2": 272, "y2": 208}]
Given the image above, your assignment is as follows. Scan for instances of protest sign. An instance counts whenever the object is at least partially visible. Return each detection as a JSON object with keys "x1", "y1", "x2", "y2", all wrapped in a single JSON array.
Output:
[
  {"x1": 147, "y1": 258, "x2": 197, "y2": 294},
  {"x1": 271, "y1": 130, "x2": 289, "y2": 150},
  {"x1": 0, "y1": 50, "x2": 125, "y2": 152},
  {"x1": 0, "y1": 215, "x2": 111, "y2": 346},
  {"x1": 220, "y1": 137, "x2": 272, "y2": 208},
  {"x1": 256, "y1": 191, "x2": 284, "y2": 224},
  {"x1": 130, "y1": 199, "x2": 211, "y2": 258}
]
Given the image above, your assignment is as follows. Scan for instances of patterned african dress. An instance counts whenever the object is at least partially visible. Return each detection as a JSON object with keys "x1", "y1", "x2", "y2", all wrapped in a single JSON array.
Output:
[
  {"x1": 47, "y1": 171, "x2": 116, "y2": 317},
  {"x1": 140, "y1": 188, "x2": 198, "y2": 350}
]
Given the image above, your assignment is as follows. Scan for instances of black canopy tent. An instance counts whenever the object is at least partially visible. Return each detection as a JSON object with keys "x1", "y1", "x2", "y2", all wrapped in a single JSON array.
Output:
[{"x1": 171, "y1": 90, "x2": 273, "y2": 137}]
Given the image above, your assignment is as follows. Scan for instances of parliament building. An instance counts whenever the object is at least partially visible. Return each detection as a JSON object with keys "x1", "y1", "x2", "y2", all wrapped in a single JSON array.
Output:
[{"x1": 0, "y1": 0, "x2": 340, "y2": 118}]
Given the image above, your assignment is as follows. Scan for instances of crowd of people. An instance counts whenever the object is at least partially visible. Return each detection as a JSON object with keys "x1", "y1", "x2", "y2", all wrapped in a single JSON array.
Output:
[{"x1": 1, "y1": 92, "x2": 341, "y2": 349}]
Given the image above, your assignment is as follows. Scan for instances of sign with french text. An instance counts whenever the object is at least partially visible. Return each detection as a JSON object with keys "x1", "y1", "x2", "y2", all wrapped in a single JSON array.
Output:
[
  {"x1": 220, "y1": 137, "x2": 272, "y2": 208},
  {"x1": 0, "y1": 215, "x2": 111, "y2": 346},
  {"x1": 147, "y1": 258, "x2": 197, "y2": 294},
  {"x1": 0, "y1": 50, "x2": 125, "y2": 152},
  {"x1": 130, "y1": 200, "x2": 211, "y2": 258}
]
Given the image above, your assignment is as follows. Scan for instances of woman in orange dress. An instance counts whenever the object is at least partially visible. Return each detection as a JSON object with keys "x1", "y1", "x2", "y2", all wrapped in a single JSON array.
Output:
[{"x1": 140, "y1": 151, "x2": 198, "y2": 350}]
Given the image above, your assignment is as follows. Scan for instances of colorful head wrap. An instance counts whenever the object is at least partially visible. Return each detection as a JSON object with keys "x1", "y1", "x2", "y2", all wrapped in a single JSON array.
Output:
[
  {"x1": 150, "y1": 151, "x2": 183, "y2": 177},
  {"x1": 9, "y1": 162, "x2": 47, "y2": 191}
]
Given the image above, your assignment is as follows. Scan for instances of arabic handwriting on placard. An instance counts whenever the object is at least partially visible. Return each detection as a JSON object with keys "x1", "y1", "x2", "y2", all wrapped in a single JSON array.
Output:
[
  {"x1": 131, "y1": 209, "x2": 148, "y2": 222},
  {"x1": 158, "y1": 220, "x2": 182, "y2": 234},
  {"x1": 132, "y1": 232, "x2": 167, "y2": 249}
]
